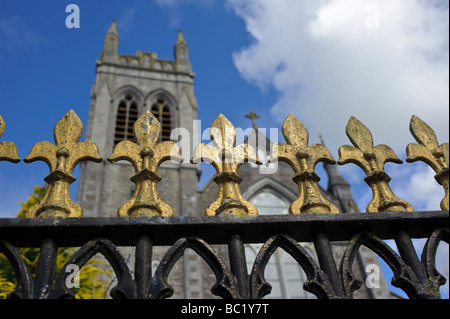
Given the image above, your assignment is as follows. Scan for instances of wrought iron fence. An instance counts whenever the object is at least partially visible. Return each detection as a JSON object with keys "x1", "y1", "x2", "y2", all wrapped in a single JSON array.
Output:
[
  {"x1": 0, "y1": 111, "x2": 448, "y2": 299},
  {"x1": 0, "y1": 212, "x2": 448, "y2": 299}
]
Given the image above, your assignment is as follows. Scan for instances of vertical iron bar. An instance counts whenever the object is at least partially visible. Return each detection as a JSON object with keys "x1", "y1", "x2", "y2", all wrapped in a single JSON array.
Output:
[
  {"x1": 135, "y1": 235, "x2": 152, "y2": 299},
  {"x1": 394, "y1": 230, "x2": 426, "y2": 282},
  {"x1": 228, "y1": 234, "x2": 249, "y2": 298},
  {"x1": 34, "y1": 239, "x2": 58, "y2": 299},
  {"x1": 394, "y1": 230, "x2": 441, "y2": 299},
  {"x1": 314, "y1": 233, "x2": 345, "y2": 298}
]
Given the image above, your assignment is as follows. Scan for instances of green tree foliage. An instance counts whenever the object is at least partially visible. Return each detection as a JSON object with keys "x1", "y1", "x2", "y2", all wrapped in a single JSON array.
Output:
[{"x1": 0, "y1": 186, "x2": 113, "y2": 299}]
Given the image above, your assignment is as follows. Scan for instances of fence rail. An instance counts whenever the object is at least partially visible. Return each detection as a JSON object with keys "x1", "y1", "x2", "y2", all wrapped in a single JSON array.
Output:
[{"x1": 0, "y1": 212, "x2": 447, "y2": 247}]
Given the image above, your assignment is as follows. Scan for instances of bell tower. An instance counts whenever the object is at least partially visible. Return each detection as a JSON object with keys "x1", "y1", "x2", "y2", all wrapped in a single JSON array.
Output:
[{"x1": 76, "y1": 21, "x2": 200, "y2": 219}]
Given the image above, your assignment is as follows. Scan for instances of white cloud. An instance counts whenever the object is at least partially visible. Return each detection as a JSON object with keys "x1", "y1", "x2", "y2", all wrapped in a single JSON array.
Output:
[
  {"x1": 154, "y1": 0, "x2": 178, "y2": 6},
  {"x1": 390, "y1": 162, "x2": 443, "y2": 211},
  {"x1": 226, "y1": 2, "x2": 449, "y2": 297},
  {"x1": 154, "y1": 0, "x2": 215, "y2": 27},
  {"x1": 227, "y1": 0, "x2": 449, "y2": 158},
  {"x1": 154, "y1": 0, "x2": 215, "y2": 7},
  {"x1": 334, "y1": 159, "x2": 444, "y2": 213},
  {"x1": 117, "y1": 8, "x2": 137, "y2": 33},
  {"x1": 0, "y1": 15, "x2": 43, "y2": 56}
]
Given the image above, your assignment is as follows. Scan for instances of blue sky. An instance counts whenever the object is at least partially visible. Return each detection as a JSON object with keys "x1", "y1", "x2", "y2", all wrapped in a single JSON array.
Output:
[
  {"x1": 0, "y1": 0, "x2": 448, "y2": 298},
  {"x1": 0, "y1": 0, "x2": 279, "y2": 211}
]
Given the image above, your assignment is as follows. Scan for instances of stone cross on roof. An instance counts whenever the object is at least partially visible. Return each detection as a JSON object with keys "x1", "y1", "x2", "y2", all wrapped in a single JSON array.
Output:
[{"x1": 245, "y1": 110, "x2": 260, "y2": 131}]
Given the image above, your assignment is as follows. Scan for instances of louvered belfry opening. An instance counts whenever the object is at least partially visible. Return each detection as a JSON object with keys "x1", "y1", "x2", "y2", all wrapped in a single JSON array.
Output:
[
  {"x1": 151, "y1": 98, "x2": 172, "y2": 141},
  {"x1": 114, "y1": 95, "x2": 138, "y2": 145}
]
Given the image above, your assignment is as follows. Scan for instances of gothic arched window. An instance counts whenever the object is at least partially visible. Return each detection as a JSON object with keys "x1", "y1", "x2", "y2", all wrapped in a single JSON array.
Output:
[
  {"x1": 114, "y1": 95, "x2": 138, "y2": 145},
  {"x1": 251, "y1": 191, "x2": 288, "y2": 215},
  {"x1": 150, "y1": 98, "x2": 172, "y2": 141}
]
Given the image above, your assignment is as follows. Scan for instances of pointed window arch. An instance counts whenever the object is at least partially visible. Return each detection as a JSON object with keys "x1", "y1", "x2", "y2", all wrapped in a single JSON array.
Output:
[
  {"x1": 251, "y1": 191, "x2": 288, "y2": 215},
  {"x1": 114, "y1": 94, "x2": 138, "y2": 145},
  {"x1": 150, "y1": 98, "x2": 172, "y2": 141}
]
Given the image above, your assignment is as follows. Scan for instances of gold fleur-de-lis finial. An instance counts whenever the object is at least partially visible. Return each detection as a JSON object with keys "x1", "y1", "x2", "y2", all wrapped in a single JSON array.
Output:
[
  {"x1": 338, "y1": 116, "x2": 414, "y2": 213},
  {"x1": 191, "y1": 114, "x2": 261, "y2": 217},
  {"x1": 406, "y1": 115, "x2": 449, "y2": 210},
  {"x1": 108, "y1": 110, "x2": 182, "y2": 217},
  {"x1": 24, "y1": 110, "x2": 102, "y2": 218},
  {"x1": 270, "y1": 114, "x2": 339, "y2": 214},
  {"x1": 0, "y1": 114, "x2": 20, "y2": 163}
]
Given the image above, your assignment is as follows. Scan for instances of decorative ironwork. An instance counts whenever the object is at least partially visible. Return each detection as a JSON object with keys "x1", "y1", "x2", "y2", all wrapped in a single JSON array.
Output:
[
  {"x1": 149, "y1": 237, "x2": 239, "y2": 299},
  {"x1": 0, "y1": 111, "x2": 448, "y2": 300},
  {"x1": 406, "y1": 115, "x2": 449, "y2": 210},
  {"x1": 191, "y1": 114, "x2": 261, "y2": 217},
  {"x1": 49, "y1": 239, "x2": 136, "y2": 299},
  {"x1": 0, "y1": 240, "x2": 32, "y2": 299},
  {"x1": 0, "y1": 114, "x2": 20, "y2": 163},
  {"x1": 250, "y1": 234, "x2": 336, "y2": 299},
  {"x1": 108, "y1": 110, "x2": 182, "y2": 217},
  {"x1": 271, "y1": 114, "x2": 339, "y2": 214},
  {"x1": 23, "y1": 110, "x2": 102, "y2": 218},
  {"x1": 0, "y1": 211, "x2": 447, "y2": 299},
  {"x1": 338, "y1": 116, "x2": 414, "y2": 213}
]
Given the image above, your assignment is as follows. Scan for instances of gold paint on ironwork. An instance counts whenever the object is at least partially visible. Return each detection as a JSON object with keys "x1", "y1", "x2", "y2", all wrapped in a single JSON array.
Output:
[
  {"x1": 108, "y1": 110, "x2": 182, "y2": 217},
  {"x1": 270, "y1": 114, "x2": 339, "y2": 214},
  {"x1": 24, "y1": 110, "x2": 102, "y2": 218},
  {"x1": 338, "y1": 116, "x2": 414, "y2": 213},
  {"x1": 0, "y1": 114, "x2": 20, "y2": 163},
  {"x1": 406, "y1": 115, "x2": 449, "y2": 210},
  {"x1": 191, "y1": 114, "x2": 261, "y2": 217}
]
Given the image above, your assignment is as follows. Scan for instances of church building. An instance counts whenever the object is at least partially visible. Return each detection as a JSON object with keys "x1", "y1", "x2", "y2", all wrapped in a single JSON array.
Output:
[{"x1": 76, "y1": 21, "x2": 393, "y2": 299}]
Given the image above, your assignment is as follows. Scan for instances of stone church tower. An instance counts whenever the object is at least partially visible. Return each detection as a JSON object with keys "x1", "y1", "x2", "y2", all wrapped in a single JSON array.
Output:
[
  {"x1": 77, "y1": 21, "x2": 200, "y2": 220},
  {"x1": 76, "y1": 21, "x2": 393, "y2": 299}
]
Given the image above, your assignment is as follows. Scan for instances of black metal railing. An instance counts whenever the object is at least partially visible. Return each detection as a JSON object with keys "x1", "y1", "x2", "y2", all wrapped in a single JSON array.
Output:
[{"x1": 0, "y1": 210, "x2": 448, "y2": 299}]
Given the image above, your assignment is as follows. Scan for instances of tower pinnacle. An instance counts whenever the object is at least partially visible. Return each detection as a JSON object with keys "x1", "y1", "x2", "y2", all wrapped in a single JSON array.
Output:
[
  {"x1": 174, "y1": 30, "x2": 191, "y2": 73},
  {"x1": 107, "y1": 20, "x2": 118, "y2": 35},
  {"x1": 101, "y1": 20, "x2": 119, "y2": 63},
  {"x1": 176, "y1": 30, "x2": 187, "y2": 45}
]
